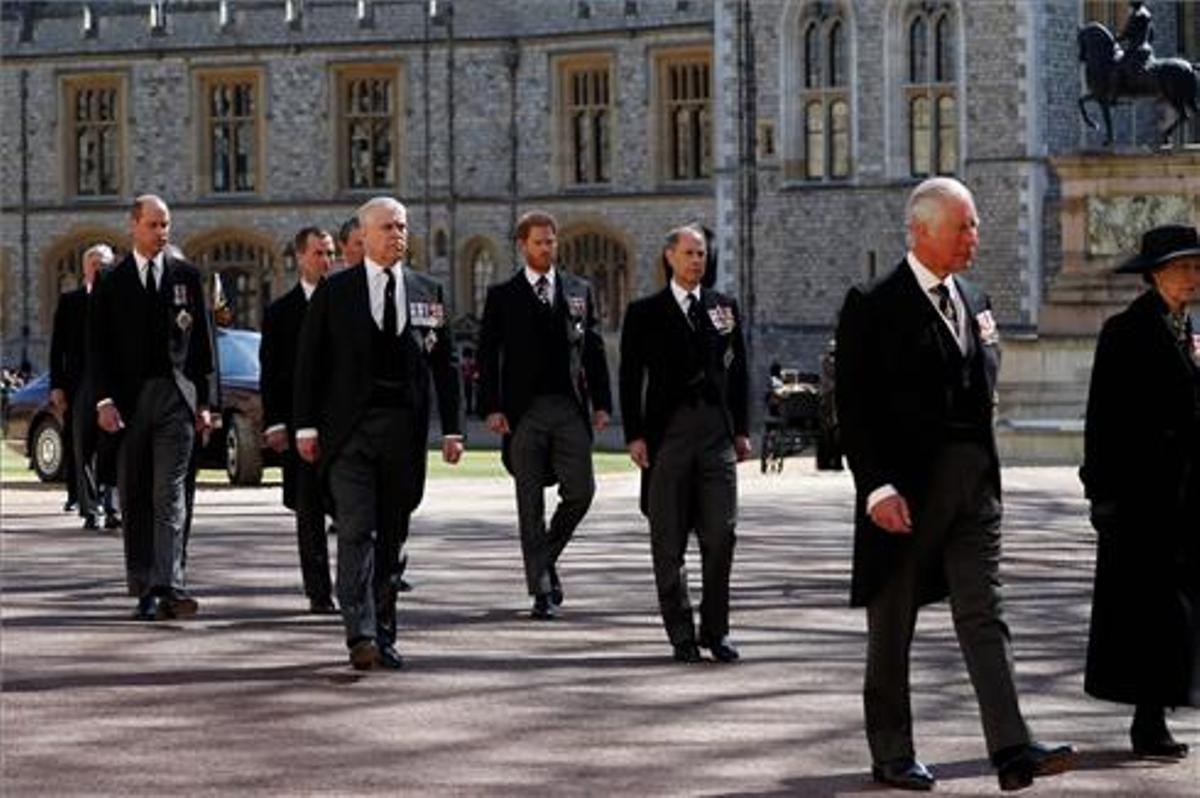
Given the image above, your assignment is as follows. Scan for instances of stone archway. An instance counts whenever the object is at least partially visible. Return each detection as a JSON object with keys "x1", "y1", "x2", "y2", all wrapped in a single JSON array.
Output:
[
  {"x1": 40, "y1": 228, "x2": 126, "y2": 336},
  {"x1": 183, "y1": 228, "x2": 281, "y2": 330}
]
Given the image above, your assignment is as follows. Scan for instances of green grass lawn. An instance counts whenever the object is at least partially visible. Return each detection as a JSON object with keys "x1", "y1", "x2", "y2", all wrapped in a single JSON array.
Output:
[{"x1": 1, "y1": 446, "x2": 636, "y2": 487}]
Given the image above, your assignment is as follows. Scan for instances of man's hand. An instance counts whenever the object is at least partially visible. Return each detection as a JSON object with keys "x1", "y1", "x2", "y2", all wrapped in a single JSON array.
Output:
[
  {"x1": 97, "y1": 403, "x2": 123, "y2": 433},
  {"x1": 297, "y1": 437, "x2": 320, "y2": 464},
  {"x1": 486, "y1": 412, "x2": 510, "y2": 436},
  {"x1": 592, "y1": 409, "x2": 610, "y2": 432},
  {"x1": 870, "y1": 494, "x2": 913, "y2": 534},
  {"x1": 734, "y1": 435, "x2": 752, "y2": 462},
  {"x1": 264, "y1": 428, "x2": 289, "y2": 453},
  {"x1": 442, "y1": 436, "x2": 464, "y2": 464},
  {"x1": 49, "y1": 388, "x2": 67, "y2": 414},
  {"x1": 627, "y1": 438, "x2": 650, "y2": 470},
  {"x1": 195, "y1": 406, "x2": 213, "y2": 435}
]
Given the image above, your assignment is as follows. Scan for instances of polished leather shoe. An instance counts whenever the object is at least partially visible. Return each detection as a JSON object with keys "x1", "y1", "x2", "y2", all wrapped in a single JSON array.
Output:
[
  {"x1": 156, "y1": 589, "x2": 199, "y2": 620},
  {"x1": 672, "y1": 642, "x2": 702, "y2": 663},
  {"x1": 104, "y1": 513, "x2": 122, "y2": 530},
  {"x1": 993, "y1": 741, "x2": 1074, "y2": 792},
  {"x1": 308, "y1": 597, "x2": 338, "y2": 615},
  {"x1": 349, "y1": 639, "x2": 379, "y2": 671},
  {"x1": 547, "y1": 564, "x2": 563, "y2": 607},
  {"x1": 63, "y1": 499, "x2": 77, "y2": 513},
  {"x1": 700, "y1": 636, "x2": 740, "y2": 663},
  {"x1": 396, "y1": 577, "x2": 413, "y2": 593},
  {"x1": 82, "y1": 515, "x2": 99, "y2": 531},
  {"x1": 1132, "y1": 730, "x2": 1189, "y2": 759},
  {"x1": 871, "y1": 757, "x2": 935, "y2": 791},
  {"x1": 132, "y1": 594, "x2": 159, "y2": 621},
  {"x1": 377, "y1": 643, "x2": 405, "y2": 670},
  {"x1": 530, "y1": 593, "x2": 558, "y2": 620}
]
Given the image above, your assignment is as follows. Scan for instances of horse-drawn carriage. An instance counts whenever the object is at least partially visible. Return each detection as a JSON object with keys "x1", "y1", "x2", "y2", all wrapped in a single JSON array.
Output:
[{"x1": 760, "y1": 368, "x2": 822, "y2": 473}]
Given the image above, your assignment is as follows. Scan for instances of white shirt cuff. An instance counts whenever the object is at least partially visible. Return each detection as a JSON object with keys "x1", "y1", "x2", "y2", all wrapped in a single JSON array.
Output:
[
  {"x1": 96, "y1": 397, "x2": 114, "y2": 410},
  {"x1": 264, "y1": 423, "x2": 286, "y2": 436},
  {"x1": 296, "y1": 428, "x2": 318, "y2": 441},
  {"x1": 866, "y1": 484, "x2": 898, "y2": 514},
  {"x1": 443, "y1": 434, "x2": 464, "y2": 441}
]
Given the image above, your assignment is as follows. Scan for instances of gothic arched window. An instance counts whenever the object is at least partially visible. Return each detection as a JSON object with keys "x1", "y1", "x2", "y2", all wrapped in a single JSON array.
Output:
[
  {"x1": 791, "y1": 2, "x2": 853, "y2": 181},
  {"x1": 904, "y1": 5, "x2": 957, "y2": 177}
]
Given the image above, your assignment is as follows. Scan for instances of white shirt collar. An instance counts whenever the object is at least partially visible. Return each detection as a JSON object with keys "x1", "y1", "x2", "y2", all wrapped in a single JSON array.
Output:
[
  {"x1": 300, "y1": 278, "x2": 318, "y2": 301},
  {"x1": 907, "y1": 251, "x2": 966, "y2": 348},
  {"x1": 133, "y1": 249, "x2": 163, "y2": 274},
  {"x1": 364, "y1": 256, "x2": 401, "y2": 276},
  {"x1": 524, "y1": 264, "x2": 555, "y2": 288},
  {"x1": 670, "y1": 279, "x2": 701, "y2": 310},
  {"x1": 906, "y1": 251, "x2": 954, "y2": 295}
]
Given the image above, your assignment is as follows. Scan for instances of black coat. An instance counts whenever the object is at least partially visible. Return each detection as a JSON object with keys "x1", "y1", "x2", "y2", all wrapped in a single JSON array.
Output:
[
  {"x1": 90, "y1": 254, "x2": 215, "y2": 419},
  {"x1": 259, "y1": 283, "x2": 309, "y2": 510},
  {"x1": 49, "y1": 287, "x2": 89, "y2": 399},
  {"x1": 619, "y1": 286, "x2": 749, "y2": 514},
  {"x1": 835, "y1": 260, "x2": 1001, "y2": 608},
  {"x1": 1080, "y1": 289, "x2": 1199, "y2": 707},
  {"x1": 292, "y1": 264, "x2": 461, "y2": 513},
  {"x1": 477, "y1": 270, "x2": 612, "y2": 427}
]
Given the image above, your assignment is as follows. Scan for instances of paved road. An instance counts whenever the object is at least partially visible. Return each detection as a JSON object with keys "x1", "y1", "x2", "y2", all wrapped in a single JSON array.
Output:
[{"x1": 1, "y1": 462, "x2": 1196, "y2": 795}]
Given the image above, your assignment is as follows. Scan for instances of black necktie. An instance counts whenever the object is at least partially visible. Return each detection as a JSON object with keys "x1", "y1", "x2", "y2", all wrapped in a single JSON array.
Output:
[
  {"x1": 383, "y1": 268, "x2": 397, "y2": 336},
  {"x1": 686, "y1": 292, "x2": 703, "y2": 330},
  {"x1": 931, "y1": 283, "x2": 958, "y2": 327},
  {"x1": 535, "y1": 275, "x2": 551, "y2": 306},
  {"x1": 146, "y1": 262, "x2": 158, "y2": 296}
]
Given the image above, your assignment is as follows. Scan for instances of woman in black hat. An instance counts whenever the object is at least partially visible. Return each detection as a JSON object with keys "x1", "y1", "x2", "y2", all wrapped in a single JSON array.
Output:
[{"x1": 1081, "y1": 223, "x2": 1200, "y2": 759}]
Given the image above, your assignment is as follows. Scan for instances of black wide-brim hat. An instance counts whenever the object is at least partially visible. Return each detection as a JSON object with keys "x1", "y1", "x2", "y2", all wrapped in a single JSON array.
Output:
[{"x1": 1115, "y1": 224, "x2": 1200, "y2": 274}]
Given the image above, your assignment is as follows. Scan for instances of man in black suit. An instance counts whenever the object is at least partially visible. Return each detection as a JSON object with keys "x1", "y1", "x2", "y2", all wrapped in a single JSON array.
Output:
[
  {"x1": 50, "y1": 243, "x2": 120, "y2": 530},
  {"x1": 619, "y1": 225, "x2": 750, "y2": 664},
  {"x1": 478, "y1": 210, "x2": 612, "y2": 620},
  {"x1": 260, "y1": 226, "x2": 337, "y2": 614},
  {"x1": 92, "y1": 195, "x2": 215, "y2": 621},
  {"x1": 294, "y1": 196, "x2": 463, "y2": 670},
  {"x1": 835, "y1": 177, "x2": 1073, "y2": 792}
]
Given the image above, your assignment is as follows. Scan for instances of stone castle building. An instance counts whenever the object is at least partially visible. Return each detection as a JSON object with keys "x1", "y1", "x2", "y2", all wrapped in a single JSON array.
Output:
[{"x1": 2, "y1": 0, "x2": 1198, "y2": 457}]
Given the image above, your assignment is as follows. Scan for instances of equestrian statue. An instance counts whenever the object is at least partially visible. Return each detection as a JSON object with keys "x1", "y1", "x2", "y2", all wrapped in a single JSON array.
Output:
[{"x1": 1078, "y1": 1, "x2": 1199, "y2": 147}]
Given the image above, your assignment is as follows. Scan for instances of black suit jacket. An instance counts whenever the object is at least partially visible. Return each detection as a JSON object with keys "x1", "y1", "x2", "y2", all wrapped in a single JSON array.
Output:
[
  {"x1": 292, "y1": 264, "x2": 461, "y2": 513},
  {"x1": 835, "y1": 259, "x2": 1001, "y2": 608},
  {"x1": 620, "y1": 286, "x2": 749, "y2": 458},
  {"x1": 49, "y1": 287, "x2": 89, "y2": 399},
  {"x1": 477, "y1": 269, "x2": 612, "y2": 431},
  {"x1": 91, "y1": 253, "x2": 214, "y2": 420},
  {"x1": 259, "y1": 283, "x2": 310, "y2": 509}
]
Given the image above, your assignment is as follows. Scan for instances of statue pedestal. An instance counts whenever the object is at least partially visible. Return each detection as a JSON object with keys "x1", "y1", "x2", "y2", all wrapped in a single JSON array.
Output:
[{"x1": 1043, "y1": 151, "x2": 1200, "y2": 335}]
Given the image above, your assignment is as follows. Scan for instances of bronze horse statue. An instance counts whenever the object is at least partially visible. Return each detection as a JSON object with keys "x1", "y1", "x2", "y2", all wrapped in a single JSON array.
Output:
[{"x1": 1077, "y1": 22, "x2": 1199, "y2": 147}]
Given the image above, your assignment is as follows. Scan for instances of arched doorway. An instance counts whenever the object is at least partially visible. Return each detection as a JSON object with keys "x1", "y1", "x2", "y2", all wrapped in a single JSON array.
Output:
[
  {"x1": 40, "y1": 229, "x2": 126, "y2": 335},
  {"x1": 184, "y1": 230, "x2": 280, "y2": 330}
]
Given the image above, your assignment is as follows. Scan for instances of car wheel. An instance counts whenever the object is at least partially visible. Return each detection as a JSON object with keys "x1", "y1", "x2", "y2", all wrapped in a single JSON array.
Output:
[
  {"x1": 225, "y1": 413, "x2": 263, "y2": 486},
  {"x1": 30, "y1": 415, "x2": 65, "y2": 483}
]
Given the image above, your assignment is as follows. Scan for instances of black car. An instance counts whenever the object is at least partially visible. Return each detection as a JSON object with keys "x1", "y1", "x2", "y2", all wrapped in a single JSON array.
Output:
[{"x1": 2, "y1": 328, "x2": 268, "y2": 485}]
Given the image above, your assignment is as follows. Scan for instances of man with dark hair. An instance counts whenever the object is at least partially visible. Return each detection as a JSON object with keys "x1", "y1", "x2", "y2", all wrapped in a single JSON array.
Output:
[
  {"x1": 260, "y1": 226, "x2": 337, "y2": 614},
  {"x1": 620, "y1": 225, "x2": 750, "y2": 664},
  {"x1": 337, "y1": 216, "x2": 364, "y2": 270},
  {"x1": 478, "y1": 209, "x2": 612, "y2": 620},
  {"x1": 92, "y1": 194, "x2": 215, "y2": 621},
  {"x1": 295, "y1": 197, "x2": 462, "y2": 670},
  {"x1": 835, "y1": 177, "x2": 1073, "y2": 791},
  {"x1": 50, "y1": 243, "x2": 120, "y2": 530}
]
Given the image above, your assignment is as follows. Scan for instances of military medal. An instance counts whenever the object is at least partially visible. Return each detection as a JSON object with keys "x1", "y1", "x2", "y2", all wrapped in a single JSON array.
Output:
[
  {"x1": 173, "y1": 283, "x2": 188, "y2": 305},
  {"x1": 424, "y1": 330, "x2": 438, "y2": 352},
  {"x1": 975, "y1": 309, "x2": 999, "y2": 346},
  {"x1": 176, "y1": 308, "x2": 193, "y2": 332},
  {"x1": 568, "y1": 296, "x2": 586, "y2": 318}
]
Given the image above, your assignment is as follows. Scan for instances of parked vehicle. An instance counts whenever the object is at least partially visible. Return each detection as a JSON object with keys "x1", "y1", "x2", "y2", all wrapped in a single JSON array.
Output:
[{"x1": 2, "y1": 328, "x2": 269, "y2": 485}]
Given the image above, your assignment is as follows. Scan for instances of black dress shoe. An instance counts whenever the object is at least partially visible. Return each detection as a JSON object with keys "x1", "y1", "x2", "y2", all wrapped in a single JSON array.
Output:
[
  {"x1": 672, "y1": 642, "x2": 702, "y2": 663},
  {"x1": 63, "y1": 499, "x2": 77, "y2": 513},
  {"x1": 132, "y1": 594, "x2": 159, "y2": 621},
  {"x1": 871, "y1": 757, "x2": 935, "y2": 791},
  {"x1": 348, "y1": 639, "x2": 379, "y2": 671},
  {"x1": 993, "y1": 741, "x2": 1074, "y2": 792},
  {"x1": 82, "y1": 515, "x2": 99, "y2": 531},
  {"x1": 1132, "y1": 730, "x2": 1189, "y2": 759},
  {"x1": 104, "y1": 513, "x2": 122, "y2": 530},
  {"x1": 396, "y1": 577, "x2": 414, "y2": 593},
  {"x1": 530, "y1": 593, "x2": 558, "y2": 620},
  {"x1": 700, "y1": 636, "x2": 740, "y2": 663},
  {"x1": 308, "y1": 597, "x2": 338, "y2": 615},
  {"x1": 377, "y1": 643, "x2": 405, "y2": 670},
  {"x1": 156, "y1": 589, "x2": 199, "y2": 620}
]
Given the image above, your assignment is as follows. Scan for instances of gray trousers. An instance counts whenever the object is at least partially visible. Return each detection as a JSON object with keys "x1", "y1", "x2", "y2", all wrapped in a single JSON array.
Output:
[
  {"x1": 72, "y1": 386, "x2": 115, "y2": 521},
  {"x1": 119, "y1": 378, "x2": 194, "y2": 598},
  {"x1": 509, "y1": 395, "x2": 595, "y2": 596},
  {"x1": 328, "y1": 407, "x2": 416, "y2": 647},
  {"x1": 290, "y1": 452, "x2": 332, "y2": 602},
  {"x1": 647, "y1": 403, "x2": 737, "y2": 646},
  {"x1": 864, "y1": 441, "x2": 1030, "y2": 764}
]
